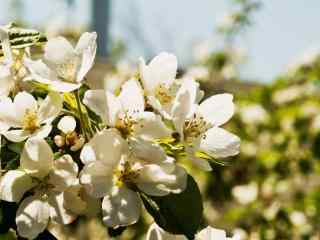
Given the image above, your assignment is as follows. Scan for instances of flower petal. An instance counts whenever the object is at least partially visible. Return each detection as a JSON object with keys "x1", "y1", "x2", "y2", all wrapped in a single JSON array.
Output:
[
  {"x1": 0, "y1": 66, "x2": 14, "y2": 97},
  {"x1": 80, "y1": 161, "x2": 114, "y2": 198},
  {"x1": 196, "y1": 226, "x2": 227, "y2": 240},
  {"x1": 0, "y1": 170, "x2": 35, "y2": 202},
  {"x1": 83, "y1": 90, "x2": 121, "y2": 126},
  {"x1": 80, "y1": 128, "x2": 127, "y2": 165},
  {"x1": 44, "y1": 37, "x2": 76, "y2": 64},
  {"x1": 198, "y1": 93, "x2": 234, "y2": 126},
  {"x1": 14, "y1": 92, "x2": 38, "y2": 121},
  {"x1": 171, "y1": 89, "x2": 192, "y2": 137},
  {"x1": 200, "y1": 127, "x2": 240, "y2": 158},
  {"x1": 23, "y1": 58, "x2": 58, "y2": 85},
  {"x1": 102, "y1": 186, "x2": 141, "y2": 228},
  {"x1": 3, "y1": 129, "x2": 29, "y2": 142},
  {"x1": 118, "y1": 79, "x2": 145, "y2": 115},
  {"x1": 31, "y1": 124, "x2": 52, "y2": 139},
  {"x1": 49, "y1": 80, "x2": 81, "y2": 92},
  {"x1": 146, "y1": 223, "x2": 185, "y2": 240},
  {"x1": 16, "y1": 195, "x2": 50, "y2": 240},
  {"x1": 140, "y1": 52, "x2": 177, "y2": 93},
  {"x1": 0, "y1": 97, "x2": 21, "y2": 127},
  {"x1": 136, "y1": 163, "x2": 187, "y2": 196},
  {"x1": 49, "y1": 155, "x2": 78, "y2": 191},
  {"x1": 20, "y1": 137, "x2": 54, "y2": 179},
  {"x1": 75, "y1": 32, "x2": 97, "y2": 83},
  {"x1": 129, "y1": 138, "x2": 166, "y2": 164},
  {"x1": 57, "y1": 116, "x2": 76, "y2": 134},
  {"x1": 48, "y1": 192, "x2": 76, "y2": 225},
  {"x1": 133, "y1": 112, "x2": 172, "y2": 141},
  {"x1": 38, "y1": 92, "x2": 63, "y2": 123}
]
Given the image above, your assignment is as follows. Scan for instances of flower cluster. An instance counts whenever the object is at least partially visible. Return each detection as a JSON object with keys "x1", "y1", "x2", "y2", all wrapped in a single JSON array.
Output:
[{"x1": 0, "y1": 25, "x2": 240, "y2": 239}]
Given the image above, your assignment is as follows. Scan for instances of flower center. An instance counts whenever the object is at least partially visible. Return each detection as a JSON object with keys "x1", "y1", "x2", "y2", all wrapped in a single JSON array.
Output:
[
  {"x1": 154, "y1": 84, "x2": 175, "y2": 105},
  {"x1": 183, "y1": 113, "x2": 212, "y2": 143},
  {"x1": 56, "y1": 59, "x2": 78, "y2": 82},
  {"x1": 115, "y1": 112, "x2": 137, "y2": 138},
  {"x1": 32, "y1": 176, "x2": 55, "y2": 201},
  {"x1": 114, "y1": 161, "x2": 140, "y2": 188},
  {"x1": 22, "y1": 109, "x2": 39, "y2": 133}
]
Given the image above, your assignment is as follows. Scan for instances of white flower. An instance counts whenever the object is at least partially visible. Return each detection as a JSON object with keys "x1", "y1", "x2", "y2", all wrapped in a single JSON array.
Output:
[
  {"x1": 0, "y1": 91, "x2": 62, "y2": 142},
  {"x1": 172, "y1": 79, "x2": 240, "y2": 171},
  {"x1": 79, "y1": 128, "x2": 187, "y2": 228},
  {"x1": 146, "y1": 223, "x2": 240, "y2": 240},
  {"x1": 139, "y1": 52, "x2": 180, "y2": 119},
  {"x1": 24, "y1": 32, "x2": 97, "y2": 92},
  {"x1": 84, "y1": 78, "x2": 171, "y2": 140},
  {"x1": 0, "y1": 138, "x2": 79, "y2": 239}
]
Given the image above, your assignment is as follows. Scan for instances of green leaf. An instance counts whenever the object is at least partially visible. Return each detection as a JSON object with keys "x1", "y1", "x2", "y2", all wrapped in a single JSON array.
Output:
[
  {"x1": 0, "y1": 23, "x2": 47, "y2": 56},
  {"x1": 141, "y1": 175, "x2": 203, "y2": 239}
]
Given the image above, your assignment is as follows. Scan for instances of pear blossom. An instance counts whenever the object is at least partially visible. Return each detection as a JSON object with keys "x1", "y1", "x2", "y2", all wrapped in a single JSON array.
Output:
[
  {"x1": 139, "y1": 52, "x2": 180, "y2": 119},
  {"x1": 0, "y1": 91, "x2": 62, "y2": 142},
  {"x1": 24, "y1": 32, "x2": 97, "y2": 92},
  {"x1": 84, "y1": 78, "x2": 171, "y2": 140},
  {"x1": 146, "y1": 223, "x2": 240, "y2": 240},
  {"x1": 54, "y1": 115, "x2": 85, "y2": 151},
  {"x1": 0, "y1": 138, "x2": 79, "y2": 239},
  {"x1": 172, "y1": 79, "x2": 240, "y2": 170},
  {"x1": 79, "y1": 128, "x2": 187, "y2": 228}
]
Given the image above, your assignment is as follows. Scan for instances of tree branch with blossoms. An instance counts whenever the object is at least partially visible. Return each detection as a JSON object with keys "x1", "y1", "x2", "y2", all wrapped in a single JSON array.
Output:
[{"x1": 0, "y1": 24, "x2": 240, "y2": 240}]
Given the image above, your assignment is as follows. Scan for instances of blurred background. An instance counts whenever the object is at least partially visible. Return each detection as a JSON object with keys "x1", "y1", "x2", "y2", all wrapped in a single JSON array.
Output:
[{"x1": 2, "y1": 0, "x2": 320, "y2": 239}]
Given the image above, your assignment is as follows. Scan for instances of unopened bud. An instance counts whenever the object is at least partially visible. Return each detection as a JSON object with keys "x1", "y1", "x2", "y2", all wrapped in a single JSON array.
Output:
[{"x1": 54, "y1": 135, "x2": 65, "y2": 147}]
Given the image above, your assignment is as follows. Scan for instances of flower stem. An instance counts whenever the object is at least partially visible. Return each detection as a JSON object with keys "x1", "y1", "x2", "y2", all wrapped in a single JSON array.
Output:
[{"x1": 74, "y1": 90, "x2": 89, "y2": 142}]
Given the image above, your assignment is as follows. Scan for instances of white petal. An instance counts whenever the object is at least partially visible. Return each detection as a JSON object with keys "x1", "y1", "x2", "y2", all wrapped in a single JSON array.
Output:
[
  {"x1": 16, "y1": 195, "x2": 50, "y2": 240},
  {"x1": 196, "y1": 226, "x2": 227, "y2": 240},
  {"x1": 38, "y1": 92, "x2": 63, "y2": 123},
  {"x1": 75, "y1": 32, "x2": 97, "y2": 82},
  {"x1": 0, "y1": 170, "x2": 35, "y2": 202},
  {"x1": 49, "y1": 80, "x2": 81, "y2": 92},
  {"x1": 57, "y1": 116, "x2": 76, "y2": 134},
  {"x1": 0, "y1": 66, "x2": 14, "y2": 97},
  {"x1": 133, "y1": 112, "x2": 172, "y2": 141},
  {"x1": 140, "y1": 52, "x2": 177, "y2": 93},
  {"x1": 83, "y1": 90, "x2": 107, "y2": 122},
  {"x1": 49, "y1": 155, "x2": 78, "y2": 191},
  {"x1": 102, "y1": 186, "x2": 141, "y2": 228},
  {"x1": 3, "y1": 129, "x2": 29, "y2": 142},
  {"x1": 20, "y1": 137, "x2": 54, "y2": 179},
  {"x1": 200, "y1": 127, "x2": 240, "y2": 158},
  {"x1": 80, "y1": 128, "x2": 127, "y2": 166},
  {"x1": 14, "y1": 92, "x2": 38, "y2": 121},
  {"x1": 136, "y1": 163, "x2": 187, "y2": 196},
  {"x1": 179, "y1": 78, "x2": 204, "y2": 104},
  {"x1": 118, "y1": 79, "x2": 145, "y2": 114},
  {"x1": 0, "y1": 97, "x2": 21, "y2": 127},
  {"x1": 146, "y1": 223, "x2": 186, "y2": 240},
  {"x1": 199, "y1": 93, "x2": 234, "y2": 126},
  {"x1": 129, "y1": 138, "x2": 166, "y2": 164},
  {"x1": 31, "y1": 124, "x2": 52, "y2": 139},
  {"x1": 80, "y1": 161, "x2": 114, "y2": 198},
  {"x1": 48, "y1": 192, "x2": 76, "y2": 225},
  {"x1": 83, "y1": 89, "x2": 121, "y2": 126},
  {"x1": 44, "y1": 37, "x2": 76, "y2": 64},
  {"x1": 171, "y1": 89, "x2": 191, "y2": 137},
  {"x1": 23, "y1": 58, "x2": 58, "y2": 85}
]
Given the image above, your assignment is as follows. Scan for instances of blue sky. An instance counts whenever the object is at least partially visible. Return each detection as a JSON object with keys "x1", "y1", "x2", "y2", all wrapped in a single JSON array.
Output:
[{"x1": 1, "y1": 0, "x2": 320, "y2": 83}]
